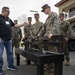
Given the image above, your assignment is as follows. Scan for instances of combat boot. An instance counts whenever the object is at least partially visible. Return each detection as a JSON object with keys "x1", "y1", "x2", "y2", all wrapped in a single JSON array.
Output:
[{"x1": 65, "y1": 60, "x2": 70, "y2": 66}]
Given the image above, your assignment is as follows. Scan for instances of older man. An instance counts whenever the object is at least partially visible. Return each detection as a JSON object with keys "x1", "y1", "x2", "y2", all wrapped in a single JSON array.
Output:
[{"x1": 0, "y1": 6, "x2": 26, "y2": 74}]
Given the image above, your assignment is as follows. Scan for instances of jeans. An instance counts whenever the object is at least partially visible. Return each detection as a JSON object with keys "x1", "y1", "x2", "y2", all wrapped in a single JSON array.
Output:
[{"x1": 0, "y1": 39, "x2": 14, "y2": 70}]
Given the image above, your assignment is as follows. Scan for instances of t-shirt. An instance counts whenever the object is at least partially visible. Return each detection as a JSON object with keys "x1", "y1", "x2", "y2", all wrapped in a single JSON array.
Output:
[{"x1": 0, "y1": 14, "x2": 15, "y2": 40}]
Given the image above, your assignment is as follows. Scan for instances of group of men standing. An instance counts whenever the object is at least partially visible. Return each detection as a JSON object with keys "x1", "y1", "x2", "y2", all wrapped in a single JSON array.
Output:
[
  {"x1": 0, "y1": 4, "x2": 70, "y2": 75},
  {"x1": 22, "y1": 4, "x2": 70, "y2": 74}
]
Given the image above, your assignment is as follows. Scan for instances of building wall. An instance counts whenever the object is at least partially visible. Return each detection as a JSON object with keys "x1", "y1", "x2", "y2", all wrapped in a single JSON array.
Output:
[{"x1": 58, "y1": 0, "x2": 75, "y2": 13}]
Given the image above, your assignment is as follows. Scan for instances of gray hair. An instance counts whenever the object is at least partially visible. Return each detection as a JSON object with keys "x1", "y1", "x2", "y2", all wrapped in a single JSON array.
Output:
[{"x1": 2, "y1": 6, "x2": 9, "y2": 13}]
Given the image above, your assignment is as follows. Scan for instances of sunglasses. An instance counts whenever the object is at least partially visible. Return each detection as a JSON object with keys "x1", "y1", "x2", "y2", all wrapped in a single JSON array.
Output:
[{"x1": 5, "y1": 10, "x2": 10, "y2": 13}]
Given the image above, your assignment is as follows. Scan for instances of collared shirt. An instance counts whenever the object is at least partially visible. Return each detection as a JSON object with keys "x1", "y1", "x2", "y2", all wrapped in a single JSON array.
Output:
[
  {"x1": 24, "y1": 24, "x2": 32, "y2": 38},
  {"x1": 0, "y1": 14, "x2": 15, "y2": 40},
  {"x1": 44, "y1": 12, "x2": 60, "y2": 36},
  {"x1": 38, "y1": 12, "x2": 60, "y2": 37},
  {"x1": 31, "y1": 21, "x2": 43, "y2": 37},
  {"x1": 60, "y1": 20, "x2": 70, "y2": 37}
]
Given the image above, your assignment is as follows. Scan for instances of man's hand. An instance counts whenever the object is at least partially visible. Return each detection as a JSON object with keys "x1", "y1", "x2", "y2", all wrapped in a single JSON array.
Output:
[
  {"x1": 23, "y1": 22, "x2": 28, "y2": 26},
  {"x1": 14, "y1": 21, "x2": 28, "y2": 28},
  {"x1": 48, "y1": 34, "x2": 53, "y2": 39}
]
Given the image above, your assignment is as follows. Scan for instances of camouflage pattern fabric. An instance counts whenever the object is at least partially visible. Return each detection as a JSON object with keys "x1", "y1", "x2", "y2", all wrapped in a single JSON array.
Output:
[
  {"x1": 31, "y1": 21, "x2": 43, "y2": 38},
  {"x1": 11, "y1": 27, "x2": 22, "y2": 48},
  {"x1": 38, "y1": 12, "x2": 60, "y2": 52},
  {"x1": 60, "y1": 20, "x2": 70, "y2": 61},
  {"x1": 24, "y1": 24, "x2": 32, "y2": 39}
]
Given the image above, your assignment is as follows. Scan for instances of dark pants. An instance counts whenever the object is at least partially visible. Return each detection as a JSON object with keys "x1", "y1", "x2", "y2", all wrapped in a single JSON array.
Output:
[{"x1": 24, "y1": 40, "x2": 31, "y2": 65}]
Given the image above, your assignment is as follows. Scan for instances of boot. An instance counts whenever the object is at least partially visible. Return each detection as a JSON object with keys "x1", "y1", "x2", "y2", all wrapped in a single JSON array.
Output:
[{"x1": 65, "y1": 60, "x2": 70, "y2": 66}]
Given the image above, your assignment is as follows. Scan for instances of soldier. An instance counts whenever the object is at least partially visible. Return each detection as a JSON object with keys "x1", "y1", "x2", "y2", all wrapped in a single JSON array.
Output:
[
  {"x1": 24, "y1": 17, "x2": 32, "y2": 39},
  {"x1": 24, "y1": 17, "x2": 32, "y2": 65},
  {"x1": 31, "y1": 13, "x2": 43, "y2": 38},
  {"x1": 59, "y1": 13, "x2": 70, "y2": 66},
  {"x1": 37, "y1": 4, "x2": 60, "y2": 73},
  {"x1": 38, "y1": 4, "x2": 60, "y2": 49},
  {"x1": 12, "y1": 20, "x2": 22, "y2": 50}
]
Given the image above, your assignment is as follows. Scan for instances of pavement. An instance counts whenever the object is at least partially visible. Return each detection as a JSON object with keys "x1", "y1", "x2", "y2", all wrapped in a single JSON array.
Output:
[{"x1": 2, "y1": 49, "x2": 75, "y2": 75}]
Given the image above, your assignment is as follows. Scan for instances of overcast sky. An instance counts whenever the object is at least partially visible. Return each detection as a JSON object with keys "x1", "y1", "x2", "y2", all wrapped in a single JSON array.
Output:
[{"x1": 0, "y1": 0, "x2": 60, "y2": 23}]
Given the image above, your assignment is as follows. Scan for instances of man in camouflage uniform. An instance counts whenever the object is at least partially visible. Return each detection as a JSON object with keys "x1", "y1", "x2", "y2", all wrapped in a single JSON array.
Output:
[
  {"x1": 59, "y1": 13, "x2": 70, "y2": 66},
  {"x1": 24, "y1": 17, "x2": 32, "y2": 65},
  {"x1": 31, "y1": 13, "x2": 43, "y2": 38},
  {"x1": 38, "y1": 4, "x2": 60, "y2": 50},
  {"x1": 24, "y1": 17, "x2": 32, "y2": 39},
  {"x1": 12, "y1": 20, "x2": 22, "y2": 49},
  {"x1": 37, "y1": 4, "x2": 60, "y2": 74}
]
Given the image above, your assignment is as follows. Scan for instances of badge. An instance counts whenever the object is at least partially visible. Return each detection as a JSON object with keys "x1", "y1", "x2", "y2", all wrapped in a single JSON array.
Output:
[{"x1": 5, "y1": 21, "x2": 10, "y2": 25}]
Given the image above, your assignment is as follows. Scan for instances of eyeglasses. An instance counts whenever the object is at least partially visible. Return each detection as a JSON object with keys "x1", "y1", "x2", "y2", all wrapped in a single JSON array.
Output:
[{"x1": 5, "y1": 10, "x2": 10, "y2": 13}]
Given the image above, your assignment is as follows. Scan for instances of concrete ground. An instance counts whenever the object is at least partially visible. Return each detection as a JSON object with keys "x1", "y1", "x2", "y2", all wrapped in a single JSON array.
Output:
[{"x1": 2, "y1": 49, "x2": 75, "y2": 75}]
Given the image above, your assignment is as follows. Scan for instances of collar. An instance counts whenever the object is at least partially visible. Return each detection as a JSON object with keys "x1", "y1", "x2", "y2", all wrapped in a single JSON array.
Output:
[
  {"x1": 0, "y1": 14, "x2": 9, "y2": 19},
  {"x1": 48, "y1": 12, "x2": 53, "y2": 18}
]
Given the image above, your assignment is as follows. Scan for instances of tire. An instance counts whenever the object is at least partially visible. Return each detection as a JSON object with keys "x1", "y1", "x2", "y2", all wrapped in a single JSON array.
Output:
[{"x1": 68, "y1": 39, "x2": 75, "y2": 51}]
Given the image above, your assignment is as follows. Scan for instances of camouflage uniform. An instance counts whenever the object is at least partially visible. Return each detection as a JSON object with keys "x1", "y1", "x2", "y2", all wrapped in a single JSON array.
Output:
[
  {"x1": 31, "y1": 21, "x2": 43, "y2": 38},
  {"x1": 60, "y1": 20, "x2": 70, "y2": 61},
  {"x1": 23, "y1": 17, "x2": 32, "y2": 65},
  {"x1": 30, "y1": 21, "x2": 43, "y2": 49},
  {"x1": 24, "y1": 22, "x2": 32, "y2": 51},
  {"x1": 38, "y1": 12, "x2": 60, "y2": 51},
  {"x1": 44, "y1": 12, "x2": 60, "y2": 36},
  {"x1": 40, "y1": 4, "x2": 60, "y2": 73},
  {"x1": 12, "y1": 27, "x2": 22, "y2": 48},
  {"x1": 24, "y1": 24, "x2": 32, "y2": 39}
]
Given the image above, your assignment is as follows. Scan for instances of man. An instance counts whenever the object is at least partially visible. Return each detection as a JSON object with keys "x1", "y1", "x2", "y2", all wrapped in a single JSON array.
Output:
[
  {"x1": 12, "y1": 20, "x2": 22, "y2": 50},
  {"x1": 31, "y1": 13, "x2": 43, "y2": 38},
  {"x1": 59, "y1": 13, "x2": 70, "y2": 66},
  {"x1": 24, "y1": 17, "x2": 32, "y2": 65},
  {"x1": 11, "y1": 20, "x2": 22, "y2": 59},
  {"x1": 0, "y1": 6, "x2": 26, "y2": 75},
  {"x1": 38, "y1": 4, "x2": 60, "y2": 73},
  {"x1": 38, "y1": 4, "x2": 60, "y2": 50},
  {"x1": 24, "y1": 17, "x2": 32, "y2": 39}
]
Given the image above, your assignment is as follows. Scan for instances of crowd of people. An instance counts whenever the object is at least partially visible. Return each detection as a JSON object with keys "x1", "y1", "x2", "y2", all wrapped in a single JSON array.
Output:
[{"x1": 0, "y1": 4, "x2": 71, "y2": 75}]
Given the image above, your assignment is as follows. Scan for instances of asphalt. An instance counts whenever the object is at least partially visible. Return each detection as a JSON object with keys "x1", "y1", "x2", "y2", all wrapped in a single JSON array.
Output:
[{"x1": 2, "y1": 49, "x2": 75, "y2": 75}]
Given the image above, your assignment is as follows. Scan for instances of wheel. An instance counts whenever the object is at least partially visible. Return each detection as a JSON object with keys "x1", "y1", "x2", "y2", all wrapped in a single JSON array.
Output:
[{"x1": 68, "y1": 39, "x2": 75, "y2": 51}]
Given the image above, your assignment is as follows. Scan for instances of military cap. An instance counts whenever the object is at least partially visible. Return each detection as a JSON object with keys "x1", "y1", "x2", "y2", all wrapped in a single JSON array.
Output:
[
  {"x1": 41, "y1": 4, "x2": 50, "y2": 12},
  {"x1": 34, "y1": 13, "x2": 39, "y2": 18},
  {"x1": 59, "y1": 13, "x2": 64, "y2": 17},
  {"x1": 34, "y1": 13, "x2": 39, "y2": 16},
  {"x1": 28, "y1": 17, "x2": 32, "y2": 21}
]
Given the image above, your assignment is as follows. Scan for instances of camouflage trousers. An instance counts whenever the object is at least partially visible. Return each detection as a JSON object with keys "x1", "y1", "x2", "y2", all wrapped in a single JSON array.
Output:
[
  {"x1": 12, "y1": 39, "x2": 20, "y2": 49},
  {"x1": 63, "y1": 40, "x2": 70, "y2": 61},
  {"x1": 39, "y1": 39, "x2": 57, "y2": 74},
  {"x1": 44, "y1": 43, "x2": 57, "y2": 74}
]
